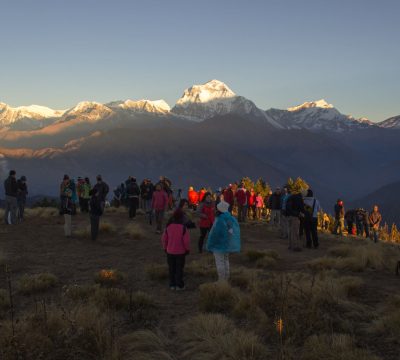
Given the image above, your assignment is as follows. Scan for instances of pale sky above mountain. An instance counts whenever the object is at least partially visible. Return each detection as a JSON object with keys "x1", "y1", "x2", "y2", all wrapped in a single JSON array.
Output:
[{"x1": 0, "y1": 0, "x2": 399, "y2": 122}]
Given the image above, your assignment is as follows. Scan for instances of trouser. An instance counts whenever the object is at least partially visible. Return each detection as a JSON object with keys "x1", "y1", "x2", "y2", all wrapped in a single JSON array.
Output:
[
  {"x1": 17, "y1": 199, "x2": 26, "y2": 222},
  {"x1": 280, "y1": 214, "x2": 289, "y2": 238},
  {"x1": 90, "y1": 215, "x2": 100, "y2": 241},
  {"x1": 167, "y1": 254, "x2": 186, "y2": 288},
  {"x1": 128, "y1": 197, "x2": 139, "y2": 218},
  {"x1": 237, "y1": 204, "x2": 247, "y2": 222},
  {"x1": 214, "y1": 252, "x2": 230, "y2": 281},
  {"x1": 371, "y1": 228, "x2": 379, "y2": 243},
  {"x1": 81, "y1": 198, "x2": 90, "y2": 213},
  {"x1": 4, "y1": 196, "x2": 17, "y2": 225},
  {"x1": 288, "y1": 217, "x2": 300, "y2": 250},
  {"x1": 256, "y1": 207, "x2": 262, "y2": 220},
  {"x1": 333, "y1": 218, "x2": 344, "y2": 235},
  {"x1": 199, "y1": 227, "x2": 211, "y2": 253},
  {"x1": 247, "y1": 205, "x2": 256, "y2": 220},
  {"x1": 155, "y1": 210, "x2": 164, "y2": 231},
  {"x1": 304, "y1": 218, "x2": 319, "y2": 248},
  {"x1": 271, "y1": 209, "x2": 281, "y2": 226},
  {"x1": 142, "y1": 198, "x2": 152, "y2": 213},
  {"x1": 64, "y1": 214, "x2": 72, "y2": 237}
]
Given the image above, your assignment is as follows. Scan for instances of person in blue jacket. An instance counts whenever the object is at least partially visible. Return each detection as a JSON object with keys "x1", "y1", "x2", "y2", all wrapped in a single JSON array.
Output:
[{"x1": 206, "y1": 200, "x2": 241, "y2": 281}]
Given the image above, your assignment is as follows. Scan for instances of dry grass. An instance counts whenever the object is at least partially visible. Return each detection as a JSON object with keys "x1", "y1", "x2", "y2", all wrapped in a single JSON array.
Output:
[
  {"x1": 124, "y1": 223, "x2": 146, "y2": 240},
  {"x1": 178, "y1": 313, "x2": 269, "y2": 360},
  {"x1": 308, "y1": 243, "x2": 400, "y2": 273},
  {"x1": 302, "y1": 333, "x2": 380, "y2": 360},
  {"x1": 117, "y1": 330, "x2": 173, "y2": 360},
  {"x1": 17, "y1": 273, "x2": 58, "y2": 295},
  {"x1": 94, "y1": 269, "x2": 126, "y2": 287},
  {"x1": 230, "y1": 267, "x2": 260, "y2": 289},
  {"x1": 25, "y1": 207, "x2": 59, "y2": 218},
  {"x1": 243, "y1": 249, "x2": 280, "y2": 269},
  {"x1": 186, "y1": 255, "x2": 217, "y2": 277},
  {"x1": 99, "y1": 221, "x2": 116, "y2": 233},
  {"x1": 63, "y1": 284, "x2": 97, "y2": 302},
  {"x1": 92, "y1": 287, "x2": 130, "y2": 311},
  {"x1": 198, "y1": 281, "x2": 239, "y2": 313},
  {"x1": 74, "y1": 225, "x2": 90, "y2": 238},
  {"x1": 0, "y1": 289, "x2": 10, "y2": 313},
  {"x1": 145, "y1": 263, "x2": 168, "y2": 281},
  {"x1": 0, "y1": 304, "x2": 115, "y2": 360},
  {"x1": 0, "y1": 251, "x2": 6, "y2": 267}
]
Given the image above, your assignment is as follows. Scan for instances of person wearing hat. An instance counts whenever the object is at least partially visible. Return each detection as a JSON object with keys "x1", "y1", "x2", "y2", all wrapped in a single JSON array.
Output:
[
  {"x1": 16, "y1": 175, "x2": 28, "y2": 222},
  {"x1": 162, "y1": 208, "x2": 190, "y2": 290},
  {"x1": 126, "y1": 176, "x2": 140, "y2": 219},
  {"x1": 206, "y1": 201, "x2": 241, "y2": 281},
  {"x1": 4, "y1": 170, "x2": 18, "y2": 225}
]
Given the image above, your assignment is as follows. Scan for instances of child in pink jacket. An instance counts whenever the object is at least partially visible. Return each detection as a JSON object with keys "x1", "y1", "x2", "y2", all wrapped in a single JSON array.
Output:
[
  {"x1": 162, "y1": 208, "x2": 190, "y2": 290},
  {"x1": 255, "y1": 193, "x2": 264, "y2": 220}
]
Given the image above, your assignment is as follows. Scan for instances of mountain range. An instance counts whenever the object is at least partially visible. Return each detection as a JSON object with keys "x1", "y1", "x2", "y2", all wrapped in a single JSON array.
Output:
[{"x1": 1, "y1": 80, "x2": 399, "y2": 222}]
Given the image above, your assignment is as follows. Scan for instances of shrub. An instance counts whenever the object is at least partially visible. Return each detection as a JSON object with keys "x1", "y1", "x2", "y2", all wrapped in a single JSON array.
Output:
[
  {"x1": 94, "y1": 269, "x2": 126, "y2": 287},
  {"x1": 302, "y1": 333, "x2": 380, "y2": 360},
  {"x1": 186, "y1": 256, "x2": 217, "y2": 277},
  {"x1": 255, "y1": 256, "x2": 278, "y2": 269},
  {"x1": 198, "y1": 281, "x2": 238, "y2": 313},
  {"x1": 124, "y1": 223, "x2": 146, "y2": 240},
  {"x1": 179, "y1": 313, "x2": 269, "y2": 360},
  {"x1": 128, "y1": 291, "x2": 158, "y2": 324},
  {"x1": 230, "y1": 268, "x2": 259, "y2": 289},
  {"x1": 92, "y1": 287, "x2": 129, "y2": 311},
  {"x1": 117, "y1": 330, "x2": 173, "y2": 360},
  {"x1": 145, "y1": 264, "x2": 168, "y2": 281},
  {"x1": 63, "y1": 284, "x2": 97, "y2": 302},
  {"x1": 18, "y1": 273, "x2": 58, "y2": 295}
]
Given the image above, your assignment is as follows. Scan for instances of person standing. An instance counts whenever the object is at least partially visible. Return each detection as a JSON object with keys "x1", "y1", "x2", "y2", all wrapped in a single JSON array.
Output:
[
  {"x1": 247, "y1": 188, "x2": 256, "y2": 220},
  {"x1": 4, "y1": 170, "x2": 18, "y2": 225},
  {"x1": 235, "y1": 183, "x2": 248, "y2": 223},
  {"x1": 269, "y1": 188, "x2": 282, "y2": 226},
  {"x1": 206, "y1": 201, "x2": 241, "y2": 281},
  {"x1": 369, "y1": 205, "x2": 382, "y2": 243},
  {"x1": 152, "y1": 184, "x2": 169, "y2": 234},
  {"x1": 93, "y1": 175, "x2": 109, "y2": 212},
  {"x1": 188, "y1": 186, "x2": 199, "y2": 211},
  {"x1": 162, "y1": 208, "x2": 190, "y2": 290},
  {"x1": 332, "y1": 199, "x2": 345, "y2": 235},
  {"x1": 280, "y1": 187, "x2": 290, "y2": 239},
  {"x1": 285, "y1": 191, "x2": 305, "y2": 251},
  {"x1": 303, "y1": 189, "x2": 321, "y2": 249},
  {"x1": 61, "y1": 188, "x2": 73, "y2": 237},
  {"x1": 89, "y1": 188, "x2": 103, "y2": 241},
  {"x1": 81, "y1": 177, "x2": 91, "y2": 212},
  {"x1": 16, "y1": 175, "x2": 28, "y2": 222},
  {"x1": 255, "y1": 192, "x2": 264, "y2": 220},
  {"x1": 197, "y1": 192, "x2": 215, "y2": 253},
  {"x1": 126, "y1": 177, "x2": 140, "y2": 219}
]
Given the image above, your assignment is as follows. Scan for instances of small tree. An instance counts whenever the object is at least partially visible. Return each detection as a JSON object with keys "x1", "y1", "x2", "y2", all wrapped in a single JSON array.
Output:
[{"x1": 287, "y1": 177, "x2": 309, "y2": 194}]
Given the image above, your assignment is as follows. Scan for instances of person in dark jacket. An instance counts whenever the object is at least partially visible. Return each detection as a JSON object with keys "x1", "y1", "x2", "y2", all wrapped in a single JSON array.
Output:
[
  {"x1": 345, "y1": 209, "x2": 357, "y2": 235},
  {"x1": 303, "y1": 189, "x2": 322, "y2": 249},
  {"x1": 369, "y1": 205, "x2": 382, "y2": 243},
  {"x1": 332, "y1": 199, "x2": 345, "y2": 235},
  {"x1": 140, "y1": 179, "x2": 154, "y2": 214},
  {"x1": 16, "y1": 175, "x2": 28, "y2": 222},
  {"x1": 268, "y1": 188, "x2": 282, "y2": 226},
  {"x1": 4, "y1": 170, "x2": 18, "y2": 225},
  {"x1": 285, "y1": 191, "x2": 305, "y2": 251},
  {"x1": 89, "y1": 188, "x2": 103, "y2": 241},
  {"x1": 126, "y1": 177, "x2": 140, "y2": 219},
  {"x1": 355, "y1": 208, "x2": 369, "y2": 238},
  {"x1": 92, "y1": 175, "x2": 109, "y2": 211}
]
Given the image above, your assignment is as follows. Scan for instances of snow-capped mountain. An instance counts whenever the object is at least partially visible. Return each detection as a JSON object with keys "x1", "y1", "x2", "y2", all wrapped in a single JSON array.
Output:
[
  {"x1": 62, "y1": 101, "x2": 114, "y2": 123},
  {"x1": 0, "y1": 102, "x2": 65, "y2": 129},
  {"x1": 106, "y1": 99, "x2": 170, "y2": 114},
  {"x1": 266, "y1": 99, "x2": 376, "y2": 132},
  {"x1": 378, "y1": 115, "x2": 400, "y2": 129},
  {"x1": 171, "y1": 80, "x2": 283, "y2": 128}
]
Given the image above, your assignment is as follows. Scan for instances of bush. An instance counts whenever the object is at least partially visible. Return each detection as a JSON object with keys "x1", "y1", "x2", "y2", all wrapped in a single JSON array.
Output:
[
  {"x1": 145, "y1": 264, "x2": 168, "y2": 281},
  {"x1": 186, "y1": 256, "x2": 217, "y2": 277},
  {"x1": 63, "y1": 284, "x2": 97, "y2": 302},
  {"x1": 92, "y1": 287, "x2": 129, "y2": 311},
  {"x1": 128, "y1": 291, "x2": 158, "y2": 324},
  {"x1": 18, "y1": 273, "x2": 58, "y2": 295},
  {"x1": 230, "y1": 268, "x2": 259, "y2": 289},
  {"x1": 124, "y1": 223, "x2": 146, "y2": 240},
  {"x1": 302, "y1": 333, "x2": 380, "y2": 360},
  {"x1": 198, "y1": 281, "x2": 238, "y2": 313},
  {"x1": 178, "y1": 313, "x2": 269, "y2": 360},
  {"x1": 94, "y1": 269, "x2": 126, "y2": 287}
]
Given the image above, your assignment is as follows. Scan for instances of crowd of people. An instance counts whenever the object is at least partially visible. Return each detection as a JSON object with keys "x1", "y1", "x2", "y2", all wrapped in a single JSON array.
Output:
[{"x1": 3, "y1": 170, "x2": 385, "y2": 290}]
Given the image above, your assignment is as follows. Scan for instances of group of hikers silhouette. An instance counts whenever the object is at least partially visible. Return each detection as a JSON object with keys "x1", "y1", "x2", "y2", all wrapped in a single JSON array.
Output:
[{"x1": 3, "y1": 170, "x2": 383, "y2": 290}]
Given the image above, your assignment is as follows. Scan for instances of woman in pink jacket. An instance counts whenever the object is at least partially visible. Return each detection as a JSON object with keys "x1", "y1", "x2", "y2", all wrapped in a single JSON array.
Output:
[
  {"x1": 255, "y1": 192, "x2": 264, "y2": 220},
  {"x1": 162, "y1": 208, "x2": 190, "y2": 290},
  {"x1": 152, "y1": 184, "x2": 169, "y2": 234}
]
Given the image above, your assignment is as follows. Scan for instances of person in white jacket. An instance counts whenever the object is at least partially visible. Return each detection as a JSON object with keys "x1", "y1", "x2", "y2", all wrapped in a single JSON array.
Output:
[{"x1": 303, "y1": 189, "x2": 322, "y2": 249}]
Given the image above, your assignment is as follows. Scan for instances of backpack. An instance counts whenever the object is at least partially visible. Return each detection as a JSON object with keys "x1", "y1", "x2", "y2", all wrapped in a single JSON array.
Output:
[{"x1": 304, "y1": 199, "x2": 316, "y2": 221}]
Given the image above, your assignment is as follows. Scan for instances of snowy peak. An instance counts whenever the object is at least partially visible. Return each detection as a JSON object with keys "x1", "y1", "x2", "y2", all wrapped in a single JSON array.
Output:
[
  {"x1": 287, "y1": 99, "x2": 334, "y2": 112},
  {"x1": 379, "y1": 115, "x2": 400, "y2": 129},
  {"x1": 15, "y1": 105, "x2": 65, "y2": 118},
  {"x1": 107, "y1": 99, "x2": 170, "y2": 114},
  {"x1": 175, "y1": 79, "x2": 236, "y2": 108}
]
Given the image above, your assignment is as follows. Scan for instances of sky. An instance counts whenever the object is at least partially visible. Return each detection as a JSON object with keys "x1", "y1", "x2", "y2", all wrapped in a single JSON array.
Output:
[{"x1": 0, "y1": 0, "x2": 399, "y2": 122}]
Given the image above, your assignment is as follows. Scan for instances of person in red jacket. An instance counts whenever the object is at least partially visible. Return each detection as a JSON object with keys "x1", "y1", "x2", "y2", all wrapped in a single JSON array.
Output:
[
  {"x1": 223, "y1": 184, "x2": 234, "y2": 212},
  {"x1": 187, "y1": 186, "x2": 199, "y2": 210},
  {"x1": 235, "y1": 183, "x2": 248, "y2": 222},
  {"x1": 247, "y1": 188, "x2": 256, "y2": 220},
  {"x1": 197, "y1": 192, "x2": 215, "y2": 253},
  {"x1": 162, "y1": 208, "x2": 190, "y2": 290},
  {"x1": 152, "y1": 184, "x2": 169, "y2": 234},
  {"x1": 198, "y1": 188, "x2": 207, "y2": 203}
]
